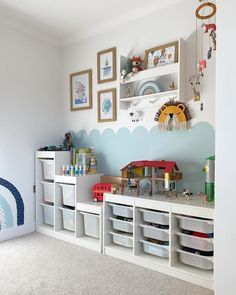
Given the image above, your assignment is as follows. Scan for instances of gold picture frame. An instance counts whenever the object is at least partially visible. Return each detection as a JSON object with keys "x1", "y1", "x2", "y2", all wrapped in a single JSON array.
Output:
[
  {"x1": 70, "y1": 69, "x2": 92, "y2": 111},
  {"x1": 97, "y1": 88, "x2": 117, "y2": 122},
  {"x1": 97, "y1": 47, "x2": 117, "y2": 84},
  {"x1": 144, "y1": 41, "x2": 178, "y2": 69}
]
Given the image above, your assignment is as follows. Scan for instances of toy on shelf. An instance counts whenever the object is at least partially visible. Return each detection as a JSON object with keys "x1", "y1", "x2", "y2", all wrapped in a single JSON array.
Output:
[
  {"x1": 120, "y1": 160, "x2": 182, "y2": 197},
  {"x1": 182, "y1": 189, "x2": 193, "y2": 200},
  {"x1": 202, "y1": 155, "x2": 215, "y2": 202},
  {"x1": 63, "y1": 132, "x2": 73, "y2": 151},
  {"x1": 120, "y1": 56, "x2": 143, "y2": 82},
  {"x1": 92, "y1": 183, "x2": 118, "y2": 202},
  {"x1": 154, "y1": 101, "x2": 191, "y2": 131},
  {"x1": 131, "y1": 56, "x2": 142, "y2": 73}
]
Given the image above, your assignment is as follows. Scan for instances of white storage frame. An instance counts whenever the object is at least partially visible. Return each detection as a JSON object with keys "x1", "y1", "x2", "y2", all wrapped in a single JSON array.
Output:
[
  {"x1": 119, "y1": 38, "x2": 185, "y2": 110},
  {"x1": 103, "y1": 193, "x2": 214, "y2": 290},
  {"x1": 36, "y1": 151, "x2": 103, "y2": 253}
]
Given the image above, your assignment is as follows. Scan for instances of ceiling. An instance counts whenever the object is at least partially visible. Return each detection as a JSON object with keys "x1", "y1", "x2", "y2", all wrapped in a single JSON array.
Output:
[{"x1": 0, "y1": 0, "x2": 183, "y2": 46}]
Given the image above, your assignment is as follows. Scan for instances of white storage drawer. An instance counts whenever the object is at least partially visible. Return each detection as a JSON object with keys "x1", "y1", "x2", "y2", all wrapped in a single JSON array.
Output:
[
  {"x1": 41, "y1": 203, "x2": 54, "y2": 226},
  {"x1": 140, "y1": 209, "x2": 169, "y2": 225},
  {"x1": 177, "y1": 249, "x2": 213, "y2": 270},
  {"x1": 109, "y1": 204, "x2": 133, "y2": 218},
  {"x1": 59, "y1": 207, "x2": 75, "y2": 231},
  {"x1": 109, "y1": 217, "x2": 133, "y2": 233},
  {"x1": 177, "y1": 232, "x2": 213, "y2": 252},
  {"x1": 109, "y1": 232, "x2": 133, "y2": 248},
  {"x1": 59, "y1": 184, "x2": 75, "y2": 207},
  {"x1": 80, "y1": 212, "x2": 100, "y2": 238},
  {"x1": 40, "y1": 159, "x2": 54, "y2": 180},
  {"x1": 140, "y1": 240, "x2": 169, "y2": 258},
  {"x1": 140, "y1": 224, "x2": 169, "y2": 241},
  {"x1": 176, "y1": 215, "x2": 213, "y2": 234},
  {"x1": 41, "y1": 181, "x2": 54, "y2": 203}
]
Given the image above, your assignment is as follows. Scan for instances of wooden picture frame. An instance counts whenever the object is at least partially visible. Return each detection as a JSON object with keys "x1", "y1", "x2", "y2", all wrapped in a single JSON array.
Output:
[
  {"x1": 144, "y1": 41, "x2": 178, "y2": 69},
  {"x1": 70, "y1": 69, "x2": 92, "y2": 111},
  {"x1": 97, "y1": 88, "x2": 117, "y2": 122},
  {"x1": 97, "y1": 47, "x2": 116, "y2": 84}
]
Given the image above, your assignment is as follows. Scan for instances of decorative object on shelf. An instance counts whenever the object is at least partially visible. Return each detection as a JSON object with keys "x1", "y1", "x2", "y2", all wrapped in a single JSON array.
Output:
[
  {"x1": 154, "y1": 101, "x2": 191, "y2": 131},
  {"x1": 129, "y1": 106, "x2": 142, "y2": 122},
  {"x1": 195, "y1": 1, "x2": 217, "y2": 20},
  {"x1": 144, "y1": 41, "x2": 178, "y2": 69},
  {"x1": 63, "y1": 132, "x2": 73, "y2": 151},
  {"x1": 189, "y1": 74, "x2": 201, "y2": 101},
  {"x1": 169, "y1": 81, "x2": 176, "y2": 91},
  {"x1": 137, "y1": 81, "x2": 162, "y2": 96},
  {"x1": 139, "y1": 178, "x2": 152, "y2": 196},
  {"x1": 202, "y1": 23, "x2": 217, "y2": 53},
  {"x1": 97, "y1": 47, "x2": 116, "y2": 83},
  {"x1": 97, "y1": 88, "x2": 117, "y2": 122},
  {"x1": 131, "y1": 56, "x2": 143, "y2": 73},
  {"x1": 202, "y1": 155, "x2": 215, "y2": 202},
  {"x1": 182, "y1": 189, "x2": 193, "y2": 200},
  {"x1": 120, "y1": 57, "x2": 132, "y2": 81},
  {"x1": 70, "y1": 69, "x2": 92, "y2": 111}
]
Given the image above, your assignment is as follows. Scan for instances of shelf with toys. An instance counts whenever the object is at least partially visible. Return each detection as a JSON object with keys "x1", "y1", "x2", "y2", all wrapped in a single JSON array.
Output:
[{"x1": 119, "y1": 38, "x2": 185, "y2": 110}]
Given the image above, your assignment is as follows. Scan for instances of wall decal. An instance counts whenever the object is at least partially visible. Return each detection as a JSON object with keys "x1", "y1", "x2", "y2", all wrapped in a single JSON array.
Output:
[
  {"x1": 0, "y1": 194, "x2": 13, "y2": 230},
  {"x1": 75, "y1": 122, "x2": 215, "y2": 193},
  {"x1": 0, "y1": 178, "x2": 24, "y2": 226}
]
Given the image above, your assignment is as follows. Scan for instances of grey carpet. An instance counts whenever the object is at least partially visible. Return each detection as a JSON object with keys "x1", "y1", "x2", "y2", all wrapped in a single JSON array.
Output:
[{"x1": 0, "y1": 233, "x2": 213, "y2": 295}]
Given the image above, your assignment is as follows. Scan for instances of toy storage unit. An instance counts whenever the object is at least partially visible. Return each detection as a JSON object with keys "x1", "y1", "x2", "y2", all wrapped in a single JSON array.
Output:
[{"x1": 103, "y1": 193, "x2": 214, "y2": 290}]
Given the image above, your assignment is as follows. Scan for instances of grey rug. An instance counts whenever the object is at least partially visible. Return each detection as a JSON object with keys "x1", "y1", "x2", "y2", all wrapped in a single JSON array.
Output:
[{"x1": 0, "y1": 233, "x2": 213, "y2": 295}]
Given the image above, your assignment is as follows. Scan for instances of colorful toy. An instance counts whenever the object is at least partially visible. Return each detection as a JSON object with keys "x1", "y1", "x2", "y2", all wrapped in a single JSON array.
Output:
[
  {"x1": 92, "y1": 183, "x2": 117, "y2": 202},
  {"x1": 120, "y1": 160, "x2": 182, "y2": 197},
  {"x1": 202, "y1": 155, "x2": 215, "y2": 202},
  {"x1": 154, "y1": 101, "x2": 191, "y2": 131},
  {"x1": 198, "y1": 59, "x2": 207, "y2": 76},
  {"x1": 131, "y1": 56, "x2": 142, "y2": 73}
]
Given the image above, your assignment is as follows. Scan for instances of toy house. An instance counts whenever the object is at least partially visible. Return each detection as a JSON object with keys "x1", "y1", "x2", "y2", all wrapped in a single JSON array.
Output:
[{"x1": 120, "y1": 160, "x2": 182, "y2": 196}]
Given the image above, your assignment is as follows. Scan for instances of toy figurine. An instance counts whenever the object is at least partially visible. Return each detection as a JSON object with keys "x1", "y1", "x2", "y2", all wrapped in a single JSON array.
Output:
[
  {"x1": 198, "y1": 59, "x2": 207, "y2": 76},
  {"x1": 202, "y1": 155, "x2": 215, "y2": 202},
  {"x1": 63, "y1": 132, "x2": 73, "y2": 151}
]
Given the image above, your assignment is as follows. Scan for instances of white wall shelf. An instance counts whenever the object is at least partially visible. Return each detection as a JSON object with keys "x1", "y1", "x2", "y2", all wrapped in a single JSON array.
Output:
[{"x1": 103, "y1": 193, "x2": 214, "y2": 290}]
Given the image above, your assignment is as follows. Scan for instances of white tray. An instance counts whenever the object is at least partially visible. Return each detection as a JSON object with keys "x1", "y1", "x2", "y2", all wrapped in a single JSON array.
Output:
[
  {"x1": 40, "y1": 203, "x2": 54, "y2": 226},
  {"x1": 109, "y1": 217, "x2": 133, "y2": 233},
  {"x1": 177, "y1": 249, "x2": 213, "y2": 270},
  {"x1": 139, "y1": 209, "x2": 169, "y2": 225},
  {"x1": 59, "y1": 207, "x2": 75, "y2": 231},
  {"x1": 41, "y1": 181, "x2": 54, "y2": 204},
  {"x1": 58, "y1": 184, "x2": 75, "y2": 207},
  {"x1": 80, "y1": 212, "x2": 100, "y2": 238},
  {"x1": 40, "y1": 159, "x2": 54, "y2": 180},
  {"x1": 109, "y1": 204, "x2": 133, "y2": 218},
  {"x1": 176, "y1": 215, "x2": 213, "y2": 234},
  {"x1": 109, "y1": 231, "x2": 133, "y2": 248},
  {"x1": 140, "y1": 240, "x2": 169, "y2": 258},
  {"x1": 177, "y1": 232, "x2": 213, "y2": 252},
  {"x1": 140, "y1": 224, "x2": 169, "y2": 241}
]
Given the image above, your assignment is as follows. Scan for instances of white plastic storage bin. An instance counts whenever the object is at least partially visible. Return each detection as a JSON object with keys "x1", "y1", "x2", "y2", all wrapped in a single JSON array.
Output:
[
  {"x1": 80, "y1": 212, "x2": 100, "y2": 238},
  {"x1": 59, "y1": 207, "x2": 75, "y2": 231},
  {"x1": 176, "y1": 215, "x2": 213, "y2": 234},
  {"x1": 41, "y1": 181, "x2": 54, "y2": 203},
  {"x1": 109, "y1": 232, "x2": 133, "y2": 248},
  {"x1": 139, "y1": 224, "x2": 169, "y2": 241},
  {"x1": 139, "y1": 209, "x2": 169, "y2": 225},
  {"x1": 177, "y1": 232, "x2": 213, "y2": 252},
  {"x1": 140, "y1": 240, "x2": 169, "y2": 258},
  {"x1": 41, "y1": 203, "x2": 54, "y2": 226},
  {"x1": 59, "y1": 184, "x2": 75, "y2": 207},
  {"x1": 109, "y1": 217, "x2": 133, "y2": 233},
  {"x1": 40, "y1": 159, "x2": 54, "y2": 180},
  {"x1": 109, "y1": 204, "x2": 133, "y2": 218},
  {"x1": 177, "y1": 249, "x2": 213, "y2": 270}
]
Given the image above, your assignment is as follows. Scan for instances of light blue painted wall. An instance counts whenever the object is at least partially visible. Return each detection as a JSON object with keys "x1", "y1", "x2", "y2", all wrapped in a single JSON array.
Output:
[{"x1": 74, "y1": 122, "x2": 215, "y2": 193}]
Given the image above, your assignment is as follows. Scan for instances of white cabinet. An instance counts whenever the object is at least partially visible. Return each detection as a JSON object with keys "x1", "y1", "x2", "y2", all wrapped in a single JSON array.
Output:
[
  {"x1": 119, "y1": 39, "x2": 185, "y2": 110},
  {"x1": 103, "y1": 193, "x2": 214, "y2": 290}
]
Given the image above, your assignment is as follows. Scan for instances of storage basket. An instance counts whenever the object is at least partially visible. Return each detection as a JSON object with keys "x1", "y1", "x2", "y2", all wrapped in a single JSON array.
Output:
[
  {"x1": 109, "y1": 204, "x2": 133, "y2": 218},
  {"x1": 177, "y1": 249, "x2": 213, "y2": 270},
  {"x1": 109, "y1": 217, "x2": 133, "y2": 233},
  {"x1": 139, "y1": 209, "x2": 169, "y2": 225},
  {"x1": 177, "y1": 232, "x2": 213, "y2": 252},
  {"x1": 140, "y1": 224, "x2": 169, "y2": 241},
  {"x1": 140, "y1": 240, "x2": 169, "y2": 258},
  {"x1": 80, "y1": 212, "x2": 100, "y2": 238},
  {"x1": 40, "y1": 159, "x2": 54, "y2": 180},
  {"x1": 41, "y1": 203, "x2": 54, "y2": 226},
  {"x1": 41, "y1": 181, "x2": 54, "y2": 203},
  {"x1": 176, "y1": 215, "x2": 213, "y2": 234},
  {"x1": 109, "y1": 231, "x2": 133, "y2": 248},
  {"x1": 59, "y1": 207, "x2": 75, "y2": 231},
  {"x1": 59, "y1": 184, "x2": 75, "y2": 207}
]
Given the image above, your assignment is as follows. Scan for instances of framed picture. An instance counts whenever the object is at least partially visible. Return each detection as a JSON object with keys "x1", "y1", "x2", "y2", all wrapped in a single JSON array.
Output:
[
  {"x1": 70, "y1": 69, "x2": 92, "y2": 111},
  {"x1": 144, "y1": 41, "x2": 178, "y2": 69},
  {"x1": 97, "y1": 47, "x2": 116, "y2": 83},
  {"x1": 97, "y1": 88, "x2": 117, "y2": 122}
]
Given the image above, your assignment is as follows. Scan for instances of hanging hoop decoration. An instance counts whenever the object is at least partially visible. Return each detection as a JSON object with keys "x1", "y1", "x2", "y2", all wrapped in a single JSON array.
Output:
[{"x1": 195, "y1": 2, "x2": 217, "y2": 20}]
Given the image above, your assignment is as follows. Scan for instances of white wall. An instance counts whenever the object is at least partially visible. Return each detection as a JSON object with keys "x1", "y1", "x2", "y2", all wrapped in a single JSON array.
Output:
[
  {"x1": 0, "y1": 24, "x2": 64, "y2": 241},
  {"x1": 62, "y1": 0, "x2": 215, "y2": 133},
  {"x1": 215, "y1": 1, "x2": 236, "y2": 294}
]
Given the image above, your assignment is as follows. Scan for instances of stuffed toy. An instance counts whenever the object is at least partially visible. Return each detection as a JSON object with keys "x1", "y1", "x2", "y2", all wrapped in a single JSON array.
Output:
[
  {"x1": 120, "y1": 58, "x2": 132, "y2": 81},
  {"x1": 131, "y1": 56, "x2": 142, "y2": 73}
]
